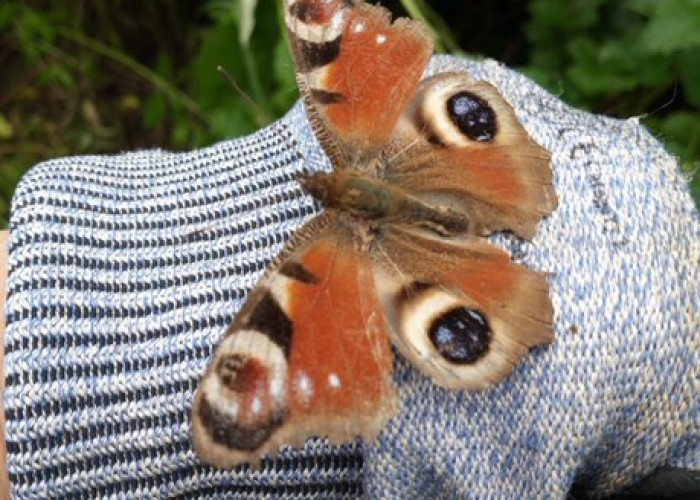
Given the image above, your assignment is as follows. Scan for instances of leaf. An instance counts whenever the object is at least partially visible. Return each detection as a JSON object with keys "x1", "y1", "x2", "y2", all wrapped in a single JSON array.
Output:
[
  {"x1": 143, "y1": 94, "x2": 167, "y2": 129},
  {"x1": 208, "y1": 100, "x2": 258, "y2": 138},
  {"x1": 679, "y1": 50, "x2": 700, "y2": 107},
  {"x1": 42, "y1": 62, "x2": 76, "y2": 88},
  {"x1": 271, "y1": 35, "x2": 297, "y2": 103},
  {"x1": 0, "y1": 3, "x2": 20, "y2": 30},
  {"x1": 238, "y1": 0, "x2": 258, "y2": 46},
  {"x1": 566, "y1": 38, "x2": 639, "y2": 95},
  {"x1": 657, "y1": 112, "x2": 700, "y2": 161},
  {"x1": 0, "y1": 114, "x2": 13, "y2": 139},
  {"x1": 192, "y1": 22, "x2": 243, "y2": 106},
  {"x1": 641, "y1": 0, "x2": 700, "y2": 53},
  {"x1": 528, "y1": 0, "x2": 605, "y2": 35},
  {"x1": 645, "y1": 113, "x2": 700, "y2": 208}
]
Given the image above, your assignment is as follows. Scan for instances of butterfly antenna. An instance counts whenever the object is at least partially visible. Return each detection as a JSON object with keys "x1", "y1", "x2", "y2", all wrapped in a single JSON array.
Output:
[
  {"x1": 643, "y1": 82, "x2": 679, "y2": 119},
  {"x1": 217, "y1": 65, "x2": 268, "y2": 121}
]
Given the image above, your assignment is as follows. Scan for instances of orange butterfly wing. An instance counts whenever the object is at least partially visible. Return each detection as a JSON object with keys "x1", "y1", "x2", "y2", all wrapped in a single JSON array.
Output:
[
  {"x1": 191, "y1": 217, "x2": 396, "y2": 468},
  {"x1": 284, "y1": 0, "x2": 433, "y2": 166},
  {"x1": 373, "y1": 226, "x2": 554, "y2": 390},
  {"x1": 385, "y1": 73, "x2": 558, "y2": 238},
  {"x1": 283, "y1": 233, "x2": 397, "y2": 439}
]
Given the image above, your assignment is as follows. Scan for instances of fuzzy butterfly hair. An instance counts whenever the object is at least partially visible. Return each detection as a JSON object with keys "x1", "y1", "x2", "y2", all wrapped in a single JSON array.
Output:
[{"x1": 191, "y1": 0, "x2": 558, "y2": 468}]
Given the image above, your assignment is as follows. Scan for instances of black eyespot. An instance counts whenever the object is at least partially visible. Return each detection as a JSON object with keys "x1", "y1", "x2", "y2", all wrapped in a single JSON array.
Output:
[
  {"x1": 447, "y1": 92, "x2": 497, "y2": 142},
  {"x1": 429, "y1": 307, "x2": 491, "y2": 364}
]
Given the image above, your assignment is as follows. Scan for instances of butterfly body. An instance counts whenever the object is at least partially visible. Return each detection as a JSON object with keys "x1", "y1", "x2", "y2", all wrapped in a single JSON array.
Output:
[
  {"x1": 299, "y1": 170, "x2": 471, "y2": 236},
  {"x1": 192, "y1": 0, "x2": 558, "y2": 469}
]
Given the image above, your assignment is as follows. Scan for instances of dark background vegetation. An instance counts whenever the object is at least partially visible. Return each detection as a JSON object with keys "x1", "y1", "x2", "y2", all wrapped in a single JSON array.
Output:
[{"x1": 1, "y1": 0, "x2": 699, "y2": 228}]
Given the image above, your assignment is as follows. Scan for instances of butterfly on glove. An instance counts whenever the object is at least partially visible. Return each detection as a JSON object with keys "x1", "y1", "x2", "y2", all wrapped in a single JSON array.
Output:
[{"x1": 192, "y1": 0, "x2": 558, "y2": 468}]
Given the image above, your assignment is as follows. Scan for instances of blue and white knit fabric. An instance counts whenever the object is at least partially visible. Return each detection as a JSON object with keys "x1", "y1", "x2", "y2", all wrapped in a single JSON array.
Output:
[{"x1": 4, "y1": 56, "x2": 699, "y2": 499}]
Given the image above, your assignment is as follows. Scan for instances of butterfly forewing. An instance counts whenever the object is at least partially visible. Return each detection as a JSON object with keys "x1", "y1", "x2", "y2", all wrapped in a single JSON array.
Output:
[
  {"x1": 284, "y1": 0, "x2": 433, "y2": 167},
  {"x1": 192, "y1": 214, "x2": 397, "y2": 468}
]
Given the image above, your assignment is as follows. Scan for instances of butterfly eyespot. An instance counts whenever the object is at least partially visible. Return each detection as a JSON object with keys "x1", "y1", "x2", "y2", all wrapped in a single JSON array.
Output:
[
  {"x1": 446, "y1": 91, "x2": 497, "y2": 142},
  {"x1": 428, "y1": 307, "x2": 491, "y2": 364},
  {"x1": 217, "y1": 354, "x2": 268, "y2": 393}
]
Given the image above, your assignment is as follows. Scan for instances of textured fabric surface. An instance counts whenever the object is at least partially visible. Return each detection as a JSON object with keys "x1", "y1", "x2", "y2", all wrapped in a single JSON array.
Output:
[{"x1": 4, "y1": 56, "x2": 699, "y2": 499}]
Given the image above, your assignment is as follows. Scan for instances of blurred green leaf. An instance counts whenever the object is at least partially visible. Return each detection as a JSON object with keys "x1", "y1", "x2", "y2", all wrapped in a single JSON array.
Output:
[
  {"x1": 566, "y1": 36, "x2": 672, "y2": 97},
  {"x1": 679, "y1": 50, "x2": 700, "y2": 107},
  {"x1": 203, "y1": 0, "x2": 238, "y2": 24},
  {"x1": 143, "y1": 94, "x2": 167, "y2": 130},
  {"x1": 238, "y1": 0, "x2": 258, "y2": 46},
  {"x1": 0, "y1": 115, "x2": 13, "y2": 139},
  {"x1": 641, "y1": 0, "x2": 700, "y2": 53},
  {"x1": 0, "y1": 3, "x2": 19, "y2": 29},
  {"x1": 655, "y1": 112, "x2": 700, "y2": 161},
  {"x1": 566, "y1": 38, "x2": 639, "y2": 95},
  {"x1": 271, "y1": 36, "x2": 298, "y2": 108},
  {"x1": 42, "y1": 63, "x2": 76, "y2": 88}
]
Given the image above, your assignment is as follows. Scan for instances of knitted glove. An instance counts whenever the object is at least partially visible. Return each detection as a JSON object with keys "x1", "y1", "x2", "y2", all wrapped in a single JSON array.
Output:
[{"x1": 4, "y1": 55, "x2": 698, "y2": 499}]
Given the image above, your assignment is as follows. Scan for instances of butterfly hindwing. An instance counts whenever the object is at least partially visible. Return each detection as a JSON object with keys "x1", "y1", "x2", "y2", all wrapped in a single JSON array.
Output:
[{"x1": 372, "y1": 226, "x2": 554, "y2": 390}]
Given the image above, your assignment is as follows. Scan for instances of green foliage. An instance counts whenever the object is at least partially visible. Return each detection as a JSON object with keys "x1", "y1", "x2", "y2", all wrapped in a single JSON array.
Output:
[
  {"x1": 525, "y1": 0, "x2": 700, "y2": 197},
  {"x1": 0, "y1": 0, "x2": 698, "y2": 228},
  {"x1": 192, "y1": 0, "x2": 296, "y2": 139}
]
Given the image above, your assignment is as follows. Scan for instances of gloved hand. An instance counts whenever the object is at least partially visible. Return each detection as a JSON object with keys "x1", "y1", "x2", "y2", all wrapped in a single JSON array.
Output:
[{"x1": 3, "y1": 55, "x2": 698, "y2": 500}]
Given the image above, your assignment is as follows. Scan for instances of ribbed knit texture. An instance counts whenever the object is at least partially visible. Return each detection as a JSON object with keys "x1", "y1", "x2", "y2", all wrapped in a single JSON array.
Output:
[{"x1": 4, "y1": 56, "x2": 699, "y2": 499}]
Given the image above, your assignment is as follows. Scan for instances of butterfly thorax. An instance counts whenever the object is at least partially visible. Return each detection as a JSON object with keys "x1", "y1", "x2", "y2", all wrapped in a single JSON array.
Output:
[{"x1": 299, "y1": 170, "x2": 470, "y2": 236}]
